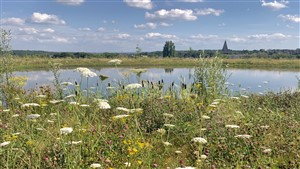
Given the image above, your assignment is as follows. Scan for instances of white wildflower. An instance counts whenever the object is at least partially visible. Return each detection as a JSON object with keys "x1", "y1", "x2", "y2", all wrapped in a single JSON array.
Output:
[
  {"x1": 260, "y1": 125, "x2": 269, "y2": 129},
  {"x1": 69, "y1": 141, "x2": 82, "y2": 145},
  {"x1": 175, "y1": 150, "x2": 182, "y2": 154},
  {"x1": 90, "y1": 163, "x2": 101, "y2": 168},
  {"x1": 191, "y1": 137, "x2": 207, "y2": 144},
  {"x1": 21, "y1": 103, "x2": 40, "y2": 108},
  {"x1": 76, "y1": 67, "x2": 90, "y2": 73},
  {"x1": 80, "y1": 104, "x2": 90, "y2": 107},
  {"x1": 36, "y1": 95, "x2": 47, "y2": 98},
  {"x1": 116, "y1": 107, "x2": 130, "y2": 112},
  {"x1": 98, "y1": 101, "x2": 111, "y2": 109},
  {"x1": 230, "y1": 97, "x2": 240, "y2": 100},
  {"x1": 125, "y1": 83, "x2": 142, "y2": 90},
  {"x1": 60, "y1": 127, "x2": 73, "y2": 135},
  {"x1": 69, "y1": 102, "x2": 80, "y2": 105},
  {"x1": 157, "y1": 128, "x2": 166, "y2": 134},
  {"x1": 201, "y1": 115, "x2": 210, "y2": 120},
  {"x1": 124, "y1": 162, "x2": 131, "y2": 167},
  {"x1": 235, "y1": 134, "x2": 252, "y2": 139},
  {"x1": 81, "y1": 70, "x2": 97, "y2": 78},
  {"x1": 64, "y1": 94, "x2": 76, "y2": 99},
  {"x1": 210, "y1": 101, "x2": 219, "y2": 105},
  {"x1": 3, "y1": 109, "x2": 10, "y2": 112},
  {"x1": 163, "y1": 141, "x2": 172, "y2": 146},
  {"x1": 200, "y1": 154, "x2": 207, "y2": 159},
  {"x1": 49, "y1": 100, "x2": 65, "y2": 104},
  {"x1": 47, "y1": 120, "x2": 55, "y2": 123},
  {"x1": 225, "y1": 125, "x2": 240, "y2": 129},
  {"x1": 12, "y1": 114, "x2": 19, "y2": 117},
  {"x1": 201, "y1": 128, "x2": 207, "y2": 131},
  {"x1": 113, "y1": 114, "x2": 130, "y2": 119},
  {"x1": 36, "y1": 128, "x2": 44, "y2": 131},
  {"x1": 50, "y1": 113, "x2": 57, "y2": 116},
  {"x1": 27, "y1": 114, "x2": 41, "y2": 119},
  {"x1": 263, "y1": 148, "x2": 272, "y2": 153},
  {"x1": 0, "y1": 141, "x2": 10, "y2": 147}
]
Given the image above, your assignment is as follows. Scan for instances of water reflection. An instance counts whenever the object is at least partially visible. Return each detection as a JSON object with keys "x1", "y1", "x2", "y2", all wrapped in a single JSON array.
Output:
[{"x1": 14, "y1": 68, "x2": 299, "y2": 94}]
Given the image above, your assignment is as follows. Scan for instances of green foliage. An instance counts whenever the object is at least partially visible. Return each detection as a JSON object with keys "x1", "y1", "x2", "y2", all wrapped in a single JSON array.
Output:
[
  {"x1": 163, "y1": 41, "x2": 176, "y2": 57},
  {"x1": 194, "y1": 52, "x2": 229, "y2": 104}
]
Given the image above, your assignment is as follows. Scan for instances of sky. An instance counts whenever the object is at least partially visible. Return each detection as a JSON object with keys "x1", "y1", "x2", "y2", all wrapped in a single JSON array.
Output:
[{"x1": 1, "y1": 0, "x2": 299, "y2": 52}]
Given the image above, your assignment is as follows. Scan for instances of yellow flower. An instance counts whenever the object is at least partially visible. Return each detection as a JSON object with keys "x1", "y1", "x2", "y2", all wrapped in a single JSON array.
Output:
[
  {"x1": 137, "y1": 142, "x2": 145, "y2": 149},
  {"x1": 26, "y1": 140, "x2": 35, "y2": 146},
  {"x1": 137, "y1": 160, "x2": 143, "y2": 165},
  {"x1": 128, "y1": 147, "x2": 138, "y2": 155}
]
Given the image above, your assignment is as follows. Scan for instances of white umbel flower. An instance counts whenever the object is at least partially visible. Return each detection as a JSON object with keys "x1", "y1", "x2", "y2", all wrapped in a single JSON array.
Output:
[
  {"x1": 108, "y1": 59, "x2": 122, "y2": 65},
  {"x1": 235, "y1": 134, "x2": 252, "y2": 139},
  {"x1": 191, "y1": 137, "x2": 207, "y2": 144},
  {"x1": 98, "y1": 101, "x2": 111, "y2": 109},
  {"x1": 60, "y1": 127, "x2": 73, "y2": 135},
  {"x1": 90, "y1": 163, "x2": 101, "y2": 168},
  {"x1": 21, "y1": 103, "x2": 40, "y2": 108},
  {"x1": 113, "y1": 114, "x2": 130, "y2": 119},
  {"x1": 0, "y1": 141, "x2": 10, "y2": 147},
  {"x1": 125, "y1": 83, "x2": 142, "y2": 90},
  {"x1": 225, "y1": 125, "x2": 240, "y2": 129},
  {"x1": 26, "y1": 114, "x2": 41, "y2": 119}
]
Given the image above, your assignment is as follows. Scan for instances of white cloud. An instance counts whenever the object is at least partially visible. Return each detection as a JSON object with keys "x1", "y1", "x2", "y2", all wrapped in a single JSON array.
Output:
[
  {"x1": 279, "y1": 14, "x2": 300, "y2": 23},
  {"x1": 228, "y1": 36, "x2": 246, "y2": 42},
  {"x1": 195, "y1": 8, "x2": 224, "y2": 16},
  {"x1": 123, "y1": 0, "x2": 153, "y2": 10},
  {"x1": 146, "y1": 9, "x2": 197, "y2": 21},
  {"x1": 97, "y1": 27, "x2": 106, "y2": 32},
  {"x1": 261, "y1": 0, "x2": 288, "y2": 10},
  {"x1": 56, "y1": 0, "x2": 84, "y2": 6},
  {"x1": 117, "y1": 33, "x2": 131, "y2": 39},
  {"x1": 248, "y1": 33, "x2": 291, "y2": 40},
  {"x1": 218, "y1": 23, "x2": 226, "y2": 27},
  {"x1": 190, "y1": 34, "x2": 218, "y2": 40},
  {"x1": 31, "y1": 12, "x2": 66, "y2": 25},
  {"x1": 134, "y1": 22, "x2": 157, "y2": 29},
  {"x1": 79, "y1": 27, "x2": 91, "y2": 31},
  {"x1": 43, "y1": 28, "x2": 55, "y2": 33},
  {"x1": 160, "y1": 22, "x2": 173, "y2": 27},
  {"x1": 145, "y1": 32, "x2": 177, "y2": 39},
  {"x1": 19, "y1": 27, "x2": 39, "y2": 34},
  {"x1": 179, "y1": 0, "x2": 204, "y2": 2},
  {"x1": 1, "y1": 17, "x2": 25, "y2": 25},
  {"x1": 37, "y1": 36, "x2": 75, "y2": 43}
]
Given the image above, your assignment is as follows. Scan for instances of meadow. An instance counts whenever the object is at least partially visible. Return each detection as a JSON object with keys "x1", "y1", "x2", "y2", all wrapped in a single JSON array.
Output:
[{"x1": 0, "y1": 57, "x2": 299, "y2": 168}]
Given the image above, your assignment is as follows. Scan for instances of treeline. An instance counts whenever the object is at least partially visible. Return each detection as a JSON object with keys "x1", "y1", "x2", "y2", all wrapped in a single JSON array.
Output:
[{"x1": 12, "y1": 49, "x2": 300, "y2": 59}]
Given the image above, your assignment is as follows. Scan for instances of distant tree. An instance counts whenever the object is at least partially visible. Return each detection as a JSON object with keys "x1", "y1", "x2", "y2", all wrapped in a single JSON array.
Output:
[
  {"x1": 163, "y1": 41, "x2": 175, "y2": 57},
  {"x1": 135, "y1": 44, "x2": 142, "y2": 57}
]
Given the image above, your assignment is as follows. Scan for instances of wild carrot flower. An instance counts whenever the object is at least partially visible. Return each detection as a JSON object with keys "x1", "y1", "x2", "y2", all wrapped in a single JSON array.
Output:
[
  {"x1": 116, "y1": 107, "x2": 130, "y2": 112},
  {"x1": 69, "y1": 102, "x2": 80, "y2": 105},
  {"x1": 113, "y1": 114, "x2": 130, "y2": 119},
  {"x1": 98, "y1": 101, "x2": 111, "y2": 109},
  {"x1": 163, "y1": 142, "x2": 172, "y2": 146},
  {"x1": 27, "y1": 114, "x2": 41, "y2": 119},
  {"x1": 234, "y1": 134, "x2": 252, "y2": 139},
  {"x1": 157, "y1": 128, "x2": 166, "y2": 134},
  {"x1": 225, "y1": 125, "x2": 240, "y2": 129},
  {"x1": 191, "y1": 137, "x2": 207, "y2": 144},
  {"x1": 200, "y1": 154, "x2": 207, "y2": 159},
  {"x1": 60, "y1": 127, "x2": 73, "y2": 135},
  {"x1": 49, "y1": 99, "x2": 65, "y2": 104},
  {"x1": 125, "y1": 83, "x2": 142, "y2": 89},
  {"x1": 90, "y1": 163, "x2": 101, "y2": 168},
  {"x1": 21, "y1": 103, "x2": 40, "y2": 108},
  {"x1": 175, "y1": 150, "x2": 182, "y2": 154},
  {"x1": 263, "y1": 148, "x2": 272, "y2": 153},
  {"x1": 68, "y1": 141, "x2": 82, "y2": 145},
  {"x1": 80, "y1": 104, "x2": 90, "y2": 107},
  {"x1": 3, "y1": 109, "x2": 10, "y2": 112},
  {"x1": 0, "y1": 141, "x2": 10, "y2": 147},
  {"x1": 81, "y1": 70, "x2": 97, "y2": 78}
]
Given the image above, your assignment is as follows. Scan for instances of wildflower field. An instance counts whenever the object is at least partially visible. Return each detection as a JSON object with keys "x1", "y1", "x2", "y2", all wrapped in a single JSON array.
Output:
[{"x1": 0, "y1": 58, "x2": 299, "y2": 168}]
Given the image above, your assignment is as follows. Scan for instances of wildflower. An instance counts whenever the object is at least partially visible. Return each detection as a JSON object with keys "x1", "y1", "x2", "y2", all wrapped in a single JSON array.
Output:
[
  {"x1": 112, "y1": 114, "x2": 130, "y2": 119},
  {"x1": 108, "y1": 59, "x2": 122, "y2": 65},
  {"x1": 200, "y1": 154, "x2": 207, "y2": 159},
  {"x1": 129, "y1": 108, "x2": 143, "y2": 114},
  {"x1": 164, "y1": 124, "x2": 175, "y2": 128},
  {"x1": 60, "y1": 127, "x2": 73, "y2": 135},
  {"x1": 157, "y1": 128, "x2": 166, "y2": 134},
  {"x1": 235, "y1": 134, "x2": 252, "y2": 139},
  {"x1": 125, "y1": 83, "x2": 142, "y2": 90},
  {"x1": 80, "y1": 104, "x2": 90, "y2": 107},
  {"x1": 98, "y1": 101, "x2": 111, "y2": 109},
  {"x1": 263, "y1": 148, "x2": 272, "y2": 153},
  {"x1": 230, "y1": 97, "x2": 240, "y2": 100},
  {"x1": 61, "y1": 82, "x2": 73, "y2": 86},
  {"x1": 3, "y1": 109, "x2": 10, "y2": 112},
  {"x1": 116, "y1": 107, "x2": 130, "y2": 112},
  {"x1": 124, "y1": 162, "x2": 131, "y2": 167},
  {"x1": 47, "y1": 120, "x2": 54, "y2": 123},
  {"x1": 49, "y1": 99, "x2": 65, "y2": 104},
  {"x1": 50, "y1": 113, "x2": 57, "y2": 116},
  {"x1": 260, "y1": 125, "x2": 269, "y2": 129},
  {"x1": 64, "y1": 94, "x2": 76, "y2": 99},
  {"x1": 201, "y1": 115, "x2": 210, "y2": 120},
  {"x1": 69, "y1": 102, "x2": 80, "y2": 105},
  {"x1": 208, "y1": 104, "x2": 217, "y2": 108},
  {"x1": 21, "y1": 103, "x2": 40, "y2": 108},
  {"x1": 81, "y1": 70, "x2": 97, "y2": 78},
  {"x1": 27, "y1": 114, "x2": 41, "y2": 119},
  {"x1": 75, "y1": 67, "x2": 90, "y2": 73},
  {"x1": 0, "y1": 141, "x2": 10, "y2": 147},
  {"x1": 225, "y1": 125, "x2": 240, "y2": 129},
  {"x1": 36, "y1": 128, "x2": 44, "y2": 131},
  {"x1": 90, "y1": 163, "x2": 101, "y2": 168},
  {"x1": 163, "y1": 142, "x2": 172, "y2": 146},
  {"x1": 200, "y1": 128, "x2": 207, "y2": 131},
  {"x1": 210, "y1": 101, "x2": 219, "y2": 105},
  {"x1": 128, "y1": 147, "x2": 138, "y2": 155},
  {"x1": 163, "y1": 113, "x2": 174, "y2": 118},
  {"x1": 191, "y1": 137, "x2": 207, "y2": 144},
  {"x1": 12, "y1": 114, "x2": 19, "y2": 117},
  {"x1": 175, "y1": 150, "x2": 182, "y2": 154},
  {"x1": 69, "y1": 141, "x2": 82, "y2": 145}
]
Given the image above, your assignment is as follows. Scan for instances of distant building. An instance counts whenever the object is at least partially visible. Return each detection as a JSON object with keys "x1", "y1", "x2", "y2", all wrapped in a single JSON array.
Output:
[{"x1": 222, "y1": 40, "x2": 229, "y2": 54}]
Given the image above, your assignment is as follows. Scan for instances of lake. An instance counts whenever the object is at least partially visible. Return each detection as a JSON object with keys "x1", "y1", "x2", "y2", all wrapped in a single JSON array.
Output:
[{"x1": 14, "y1": 68, "x2": 299, "y2": 95}]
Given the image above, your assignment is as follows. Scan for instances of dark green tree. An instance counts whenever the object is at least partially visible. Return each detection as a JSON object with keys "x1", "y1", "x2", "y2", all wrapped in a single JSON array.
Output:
[{"x1": 163, "y1": 41, "x2": 175, "y2": 57}]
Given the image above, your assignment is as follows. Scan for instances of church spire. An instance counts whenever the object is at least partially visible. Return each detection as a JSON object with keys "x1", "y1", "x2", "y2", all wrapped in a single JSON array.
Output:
[{"x1": 222, "y1": 40, "x2": 229, "y2": 53}]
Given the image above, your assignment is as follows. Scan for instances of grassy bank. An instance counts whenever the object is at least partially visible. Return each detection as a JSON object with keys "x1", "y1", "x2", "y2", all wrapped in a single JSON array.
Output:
[{"x1": 11, "y1": 57, "x2": 300, "y2": 70}]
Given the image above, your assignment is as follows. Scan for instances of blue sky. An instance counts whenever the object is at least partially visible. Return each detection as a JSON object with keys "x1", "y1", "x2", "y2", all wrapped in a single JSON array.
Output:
[{"x1": 1, "y1": 0, "x2": 299, "y2": 52}]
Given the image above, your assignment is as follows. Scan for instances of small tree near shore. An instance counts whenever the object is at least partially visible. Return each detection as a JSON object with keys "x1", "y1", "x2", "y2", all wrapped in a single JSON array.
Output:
[{"x1": 163, "y1": 41, "x2": 175, "y2": 57}]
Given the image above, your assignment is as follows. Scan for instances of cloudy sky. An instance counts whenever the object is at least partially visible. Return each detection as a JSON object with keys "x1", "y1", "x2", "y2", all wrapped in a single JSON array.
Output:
[{"x1": 1, "y1": 0, "x2": 299, "y2": 52}]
